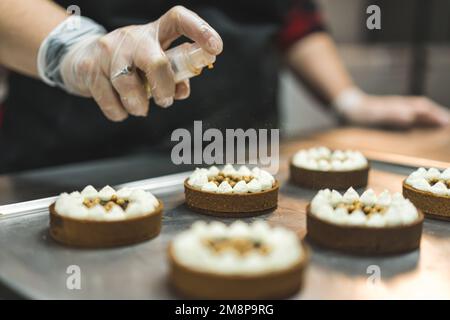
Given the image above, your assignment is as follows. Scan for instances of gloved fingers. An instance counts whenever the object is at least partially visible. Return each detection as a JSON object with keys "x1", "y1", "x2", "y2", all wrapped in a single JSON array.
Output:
[
  {"x1": 134, "y1": 38, "x2": 175, "y2": 108},
  {"x1": 90, "y1": 72, "x2": 128, "y2": 122},
  {"x1": 411, "y1": 97, "x2": 450, "y2": 126},
  {"x1": 341, "y1": 94, "x2": 450, "y2": 128},
  {"x1": 387, "y1": 107, "x2": 415, "y2": 127},
  {"x1": 97, "y1": 27, "x2": 149, "y2": 117},
  {"x1": 57, "y1": 6, "x2": 222, "y2": 119},
  {"x1": 158, "y1": 5, "x2": 223, "y2": 54},
  {"x1": 379, "y1": 98, "x2": 417, "y2": 127},
  {"x1": 111, "y1": 70, "x2": 149, "y2": 116},
  {"x1": 351, "y1": 96, "x2": 415, "y2": 127},
  {"x1": 433, "y1": 105, "x2": 450, "y2": 126},
  {"x1": 109, "y1": 53, "x2": 149, "y2": 116},
  {"x1": 174, "y1": 79, "x2": 190, "y2": 100}
]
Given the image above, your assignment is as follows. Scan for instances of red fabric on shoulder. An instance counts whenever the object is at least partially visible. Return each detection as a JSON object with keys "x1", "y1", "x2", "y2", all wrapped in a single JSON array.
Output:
[{"x1": 278, "y1": 0, "x2": 325, "y2": 51}]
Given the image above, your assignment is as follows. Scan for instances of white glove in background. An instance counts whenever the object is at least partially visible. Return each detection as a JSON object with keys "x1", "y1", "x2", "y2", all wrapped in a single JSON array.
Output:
[
  {"x1": 333, "y1": 87, "x2": 450, "y2": 128},
  {"x1": 39, "y1": 6, "x2": 222, "y2": 121}
]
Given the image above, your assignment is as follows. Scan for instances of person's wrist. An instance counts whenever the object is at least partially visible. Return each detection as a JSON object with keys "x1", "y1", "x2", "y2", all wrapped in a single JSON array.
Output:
[
  {"x1": 59, "y1": 35, "x2": 102, "y2": 96},
  {"x1": 332, "y1": 86, "x2": 367, "y2": 117},
  {"x1": 37, "y1": 16, "x2": 106, "y2": 91}
]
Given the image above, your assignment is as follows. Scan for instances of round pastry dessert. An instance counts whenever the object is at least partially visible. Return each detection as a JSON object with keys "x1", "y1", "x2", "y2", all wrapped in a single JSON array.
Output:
[
  {"x1": 290, "y1": 146, "x2": 369, "y2": 190},
  {"x1": 49, "y1": 185, "x2": 163, "y2": 248},
  {"x1": 403, "y1": 167, "x2": 450, "y2": 221},
  {"x1": 184, "y1": 164, "x2": 279, "y2": 217},
  {"x1": 307, "y1": 187, "x2": 423, "y2": 255},
  {"x1": 168, "y1": 220, "x2": 308, "y2": 299}
]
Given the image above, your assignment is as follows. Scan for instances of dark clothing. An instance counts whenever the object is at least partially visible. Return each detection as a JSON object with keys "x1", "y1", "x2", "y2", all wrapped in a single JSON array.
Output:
[{"x1": 0, "y1": 0, "x2": 323, "y2": 173}]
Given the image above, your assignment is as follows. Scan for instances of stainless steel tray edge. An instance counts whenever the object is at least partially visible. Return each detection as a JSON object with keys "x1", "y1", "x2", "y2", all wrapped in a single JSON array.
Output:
[{"x1": 0, "y1": 171, "x2": 190, "y2": 218}]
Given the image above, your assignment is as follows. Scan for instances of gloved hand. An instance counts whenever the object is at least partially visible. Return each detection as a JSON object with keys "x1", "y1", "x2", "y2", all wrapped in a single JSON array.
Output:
[
  {"x1": 57, "y1": 6, "x2": 222, "y2": 121},
  {"x1": 334, "y1": 88, "x2": 450, "y2": 128}
]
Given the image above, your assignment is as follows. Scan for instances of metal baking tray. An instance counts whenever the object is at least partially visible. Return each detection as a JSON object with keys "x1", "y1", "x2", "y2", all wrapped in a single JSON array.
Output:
[{"x1": 0, "y1": 162, "x2": 449, "y2": 299}]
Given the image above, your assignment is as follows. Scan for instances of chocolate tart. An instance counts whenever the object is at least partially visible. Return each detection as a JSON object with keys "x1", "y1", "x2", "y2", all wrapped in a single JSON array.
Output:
[
  {"x1": 306, "y1": 206, "x2": 423, "y2": 255},
  {"x1": 290, "y1": 162, "x2": 369, "y2": 190},
  {"x1": 403, "y1": 180, "x2": 450, "y2": 221},
  {"x1": 49, "y1": 202, "x2": 163, "y2": 248},
  {"x1": 168, "y1": 243, "x2": 308, "y2": 299},
  {"x1": 184, "y1": 179, "x2": 279, "y2": 217}
]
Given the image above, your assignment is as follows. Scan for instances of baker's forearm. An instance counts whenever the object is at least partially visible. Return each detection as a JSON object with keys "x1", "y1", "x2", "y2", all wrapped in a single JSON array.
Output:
[
  {"x1": 286, "y1": 32, "x2": 354, "y2": 102},
  {"x1": 0, "y1": 0, "x2": 67, "y2": 77},
  {"x1": 287, "y1": 31, "x2": 450, "y2": 127}
]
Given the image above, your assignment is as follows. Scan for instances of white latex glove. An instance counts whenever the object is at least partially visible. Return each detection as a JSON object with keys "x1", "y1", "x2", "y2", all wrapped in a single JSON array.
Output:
[
  {"x1": 334, "y1": 88, "x2": 450, "y2": 128},
  {"x1": 59, "y1": 6, "x2": 222, "y2": 121}
]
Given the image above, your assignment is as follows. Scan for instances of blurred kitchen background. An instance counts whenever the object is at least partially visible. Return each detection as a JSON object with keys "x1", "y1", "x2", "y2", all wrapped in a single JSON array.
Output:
[
  {"x1": 1, "y1": 0, "x2": 450, "y2": 206},
  {"x1": 0, "y1": 0, "x2": 448, "y2": 137},
  {"x1": 1, "y1": 0, "x2": 450, "y2": 181},
  {"x1": 281, "y1": 0, "x2": 450, "y2": 136}
]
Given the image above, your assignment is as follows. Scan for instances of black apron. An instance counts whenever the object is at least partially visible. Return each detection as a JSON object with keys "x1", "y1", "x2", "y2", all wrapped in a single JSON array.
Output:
[{"x1": 1, "y1": 0, "x2": 294, "y2": 173}]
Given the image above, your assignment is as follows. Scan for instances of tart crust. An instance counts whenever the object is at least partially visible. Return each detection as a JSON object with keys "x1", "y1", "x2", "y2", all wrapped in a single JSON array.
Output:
[
  {"x1": 184, "y1": 179, "x2": 279, "y2": 217},
  {"x1": 289, "y1": 162, "x2": 369, "y2": 190},
  {"x1": 306, "y1": 205, "x2": 423, "y2": 255},
  {"x1": 403, "y1": 180, "x2": 450, "y2": 221},
  {"x1": 168, "y1": 243, "x2": 308, "y2": 299},
  {"x1": 49, "y1": 202, "x2": 163, "y2": 248}
]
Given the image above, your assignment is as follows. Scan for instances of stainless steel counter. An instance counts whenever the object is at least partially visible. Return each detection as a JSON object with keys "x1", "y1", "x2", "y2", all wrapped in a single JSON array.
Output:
[{"x1": 0, "y1": 155, "x2": 449, "y2": 299}]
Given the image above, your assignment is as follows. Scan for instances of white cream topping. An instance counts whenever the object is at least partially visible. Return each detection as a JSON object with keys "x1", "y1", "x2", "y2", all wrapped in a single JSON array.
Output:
[
  {"x1": 237, "y1": 165, "x2": 252, "y2": 177},
  {"x1": 343, "y1": 187, "x2": 359, "y2": 204},
  {"x1": 54, "y1": 185, "x2": 160, "y2": 221},
  {"x1": 233, "y1": 180, "x2": 249, "y2": 193},
  {"x1": 310, "y1": 187, "x2": 419, "y2": 227},
  {"x1": 171, "y1": 221, "x2": 303, "y2": 275},
  {"x1": 88, "y1": 204, "x2": 107, "y2": 219},
  {"x1": 201, "y1": 181, "x2": 219, "y2": 192},
  {"x1": 425, "y1": 167, "x2": 441, "y2": 180},
  {"x1": 116, "y1": 187, "x2": 132, "y2": 199},
  {"x1": 441, "y1": 168, "x2": 450, "y2": 180},
  {"x1": 187, "y1": 165, "x2": 275, "y2": 194},
  {"x1": 81, "y1": 185, "x2": 98, "y2": 199},
  {"x1": 247, "y1": 179, "x2": 262, "y2": 193},
  {"x1": 222, "y1": 164, "x2": 236, "y2": 176},
  {"x1": 187, "y1": 169, "x2": 209, "y2": 189},
  {"x1": 217, "y1": 181, "x2": 233, "y2": 193},
  {"x1": 292, "y1": 147, "x2": 368, "y2": 171},
  {"x1": 406, "y1": 167, "x2": 450, "y2": 197},
  {"x1": 207, "y1": 166, "x2": 220, "y2": 178},
  {"x1": 377, "y1": 190, "x2": 392, "y2": 207},
  {"x1": 98, "y1": 185, "x2": 116, "y2": 201},
  {"x1": 360, "y1": 189, "x2": 377, "y2": 206},
  {"x1": 330, "y1": 190, "x2": 343, "y2": 206},
  {"x1": 347, "y1": 210, "x2": 366, "y2": 225},
  {"x1": 430, "y1": 181, "x2": 448, "y2": 195},
  {"x1": 105, "y1": 205, "x2": 127, "y2": 221}
]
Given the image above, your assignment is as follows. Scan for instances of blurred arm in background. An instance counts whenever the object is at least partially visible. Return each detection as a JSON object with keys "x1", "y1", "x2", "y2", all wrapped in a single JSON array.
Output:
[
  {"x1": 280, "y1": 0, "x2": 450, "y2": 128},
  {"x1": 0, "y1": 0, "x2": 67, "y2": 78}
]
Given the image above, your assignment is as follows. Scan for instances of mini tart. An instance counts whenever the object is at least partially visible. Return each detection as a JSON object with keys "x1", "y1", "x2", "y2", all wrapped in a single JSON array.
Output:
[
  {"x1": 290, "y1": 147, "x2": 369, "y2": 190},
  {"x1": 403, "y1": 182, "x2": 450, "y2": 221},
  {"x1": 49, "y1": 186, "x2": 163, "y2": 248},
  {"x1": 184, "y1": 165, "x2": 279, "y2": 217},
  {"x1": 290, "y1": 164, "x2": 369, "y2": 190},
  {"x1": 402, "y1": 167, "x2": 450, "y2": 221},
  {"x1": 306, "y1": 188, "x2": 423, "y2": 255},
  {"x1": 168, "y1": 221, "x2": 308, "y2": 299}
]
